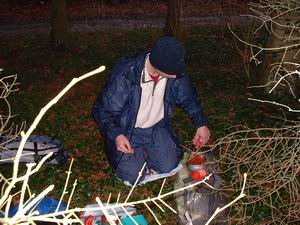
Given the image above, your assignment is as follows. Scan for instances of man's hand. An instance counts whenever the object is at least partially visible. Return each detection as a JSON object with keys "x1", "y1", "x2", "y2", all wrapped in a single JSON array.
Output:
[
  {"x1": 193, "y1": 126, "x2": 211, "y2": 148},
  {"x1": 116, "y1": 134, "x2": 134, "y2": 154}
]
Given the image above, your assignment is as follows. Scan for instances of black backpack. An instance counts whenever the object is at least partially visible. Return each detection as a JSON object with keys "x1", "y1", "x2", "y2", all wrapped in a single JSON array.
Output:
[{"x1": 0, "y1": 135, "x2": 68, "y2": 165}]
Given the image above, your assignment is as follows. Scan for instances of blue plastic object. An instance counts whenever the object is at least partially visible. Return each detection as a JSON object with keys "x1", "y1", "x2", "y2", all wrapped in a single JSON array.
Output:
[
  {"x1": 120, "y1": 215, "x2": 148, "y2": 225},
  {"x1": 8, "y1": 197, "x2": 67, "y2": 217}
]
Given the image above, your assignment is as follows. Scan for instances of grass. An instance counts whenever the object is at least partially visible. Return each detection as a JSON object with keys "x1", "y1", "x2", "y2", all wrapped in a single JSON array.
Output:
[{"x1": 0, "y1": 28, "x2": 289, "y2": 224}]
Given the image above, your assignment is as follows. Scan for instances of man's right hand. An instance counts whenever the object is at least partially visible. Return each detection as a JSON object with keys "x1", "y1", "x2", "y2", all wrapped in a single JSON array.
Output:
[{"x1": 116, "y1": 134, "x2": 134, "y2": 154}]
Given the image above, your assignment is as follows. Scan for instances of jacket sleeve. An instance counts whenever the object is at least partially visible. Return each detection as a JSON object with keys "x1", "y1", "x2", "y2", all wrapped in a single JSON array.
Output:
[
  {"x1": 92, "y1": 64, "x2": 129, "y2": 141},
  {"x1": 175, "y1": 76, "x2": 208, "y2": 128}
]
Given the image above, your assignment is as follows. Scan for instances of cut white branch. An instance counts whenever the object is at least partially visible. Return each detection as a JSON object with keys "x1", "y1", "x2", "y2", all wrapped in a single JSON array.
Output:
[{"x1": 13, "y1": 66, "x2": 105, "y2": 178}]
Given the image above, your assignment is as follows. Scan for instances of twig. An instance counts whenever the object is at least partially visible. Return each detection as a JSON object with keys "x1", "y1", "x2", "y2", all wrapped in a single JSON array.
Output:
[{"x1": 248, "y1": 97, "x2": 300, "y2": 113}]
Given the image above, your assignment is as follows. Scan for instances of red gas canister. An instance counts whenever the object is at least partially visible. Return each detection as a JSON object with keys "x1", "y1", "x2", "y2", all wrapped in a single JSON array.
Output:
[{"x1": 183, "y1": 168, "x2": 208, "y2": 183}]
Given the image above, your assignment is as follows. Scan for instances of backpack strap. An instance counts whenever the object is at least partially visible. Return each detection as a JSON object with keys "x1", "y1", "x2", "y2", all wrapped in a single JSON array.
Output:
[{"x1": 33, "y1": 141, "x2": 42, "y2": 163}]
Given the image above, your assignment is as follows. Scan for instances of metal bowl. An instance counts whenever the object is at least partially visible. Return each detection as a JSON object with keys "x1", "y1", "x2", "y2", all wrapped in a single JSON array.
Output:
[
  {"x1": 188, "y1": 154, "x2": 207, "y2": 171},
  {"x1": 188, "y1": 163, "x2": 206, "y2": 172}
]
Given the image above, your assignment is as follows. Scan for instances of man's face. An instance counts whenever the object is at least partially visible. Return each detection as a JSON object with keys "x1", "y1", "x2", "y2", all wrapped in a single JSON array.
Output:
[{"x1": 146, "y1": 59, "x2": 177, "y2": 79}]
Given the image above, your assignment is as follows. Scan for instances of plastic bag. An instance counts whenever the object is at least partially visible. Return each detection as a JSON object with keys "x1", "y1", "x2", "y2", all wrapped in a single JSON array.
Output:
[
  {"x1": 81, "y1": 204, "x2": 149, "y2": 225},
  {"x1": 184, "y1": 175, "x2": 229, "y2": 225},
  {"x1": 5, "y1": 197, "x2": 67, "y2": 217}
]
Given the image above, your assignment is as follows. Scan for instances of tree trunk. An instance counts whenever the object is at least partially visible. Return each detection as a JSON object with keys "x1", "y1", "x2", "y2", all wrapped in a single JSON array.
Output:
[
  {"x1": 50, "y1": 0, "x2": 68, "y2": 50},
  {"x1": 164, "y1": 0, "x2": 182, "y2": 38},
  {"x1": 261, "y1": 5, "x2": 300, "y2": 97}
]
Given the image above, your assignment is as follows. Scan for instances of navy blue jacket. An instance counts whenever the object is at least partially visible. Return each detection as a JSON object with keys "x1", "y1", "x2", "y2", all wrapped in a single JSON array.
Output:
[{"x1": 92, "y1": 51, "x2": 208, "y2": 166}]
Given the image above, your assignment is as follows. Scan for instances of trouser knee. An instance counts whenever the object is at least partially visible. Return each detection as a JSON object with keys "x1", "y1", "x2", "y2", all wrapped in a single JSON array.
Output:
[
  {"x1": 156, "y1": 158, "x2": 179, "y2": 174},
  {"x1": 116, "y1": 165, "x2": 145, "y2": 185}
]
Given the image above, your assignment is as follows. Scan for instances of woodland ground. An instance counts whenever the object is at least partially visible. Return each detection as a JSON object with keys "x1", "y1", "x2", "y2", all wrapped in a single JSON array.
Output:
[
  {"x1": 0, "y1": 1, "x2": 294, "y2": 224},
  {"x1": 0, "y1": 0, "x2": 249, "y2": 24}
]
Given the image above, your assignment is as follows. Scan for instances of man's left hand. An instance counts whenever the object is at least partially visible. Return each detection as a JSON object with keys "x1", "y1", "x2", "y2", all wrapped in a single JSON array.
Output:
[{"x1": 193, "y1": 126, "x2": 211, "y2": 147}]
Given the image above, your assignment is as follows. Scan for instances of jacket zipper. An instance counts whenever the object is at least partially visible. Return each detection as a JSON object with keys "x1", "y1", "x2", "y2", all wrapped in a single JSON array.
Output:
[
  {"x1": 152, "y1": 80, "x2": 158, "y2": 96},
  {"x1": 129, "y1": 86, "x2": 142, "y2": 142}
]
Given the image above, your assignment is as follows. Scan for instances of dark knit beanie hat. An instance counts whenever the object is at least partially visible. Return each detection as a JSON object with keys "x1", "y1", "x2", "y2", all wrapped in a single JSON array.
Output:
[{"x1": 149, "y1": 37, "x2": 186, "y2": 76}]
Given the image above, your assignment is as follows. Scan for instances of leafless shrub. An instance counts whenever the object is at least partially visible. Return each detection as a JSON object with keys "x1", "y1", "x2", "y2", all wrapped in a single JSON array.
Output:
[
  {"x1": 212, "y1": 125, "x2": 300, "y2": 224},
  {"x1": 0, "y1": 70, "x2": 26, "y2": 149}
]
